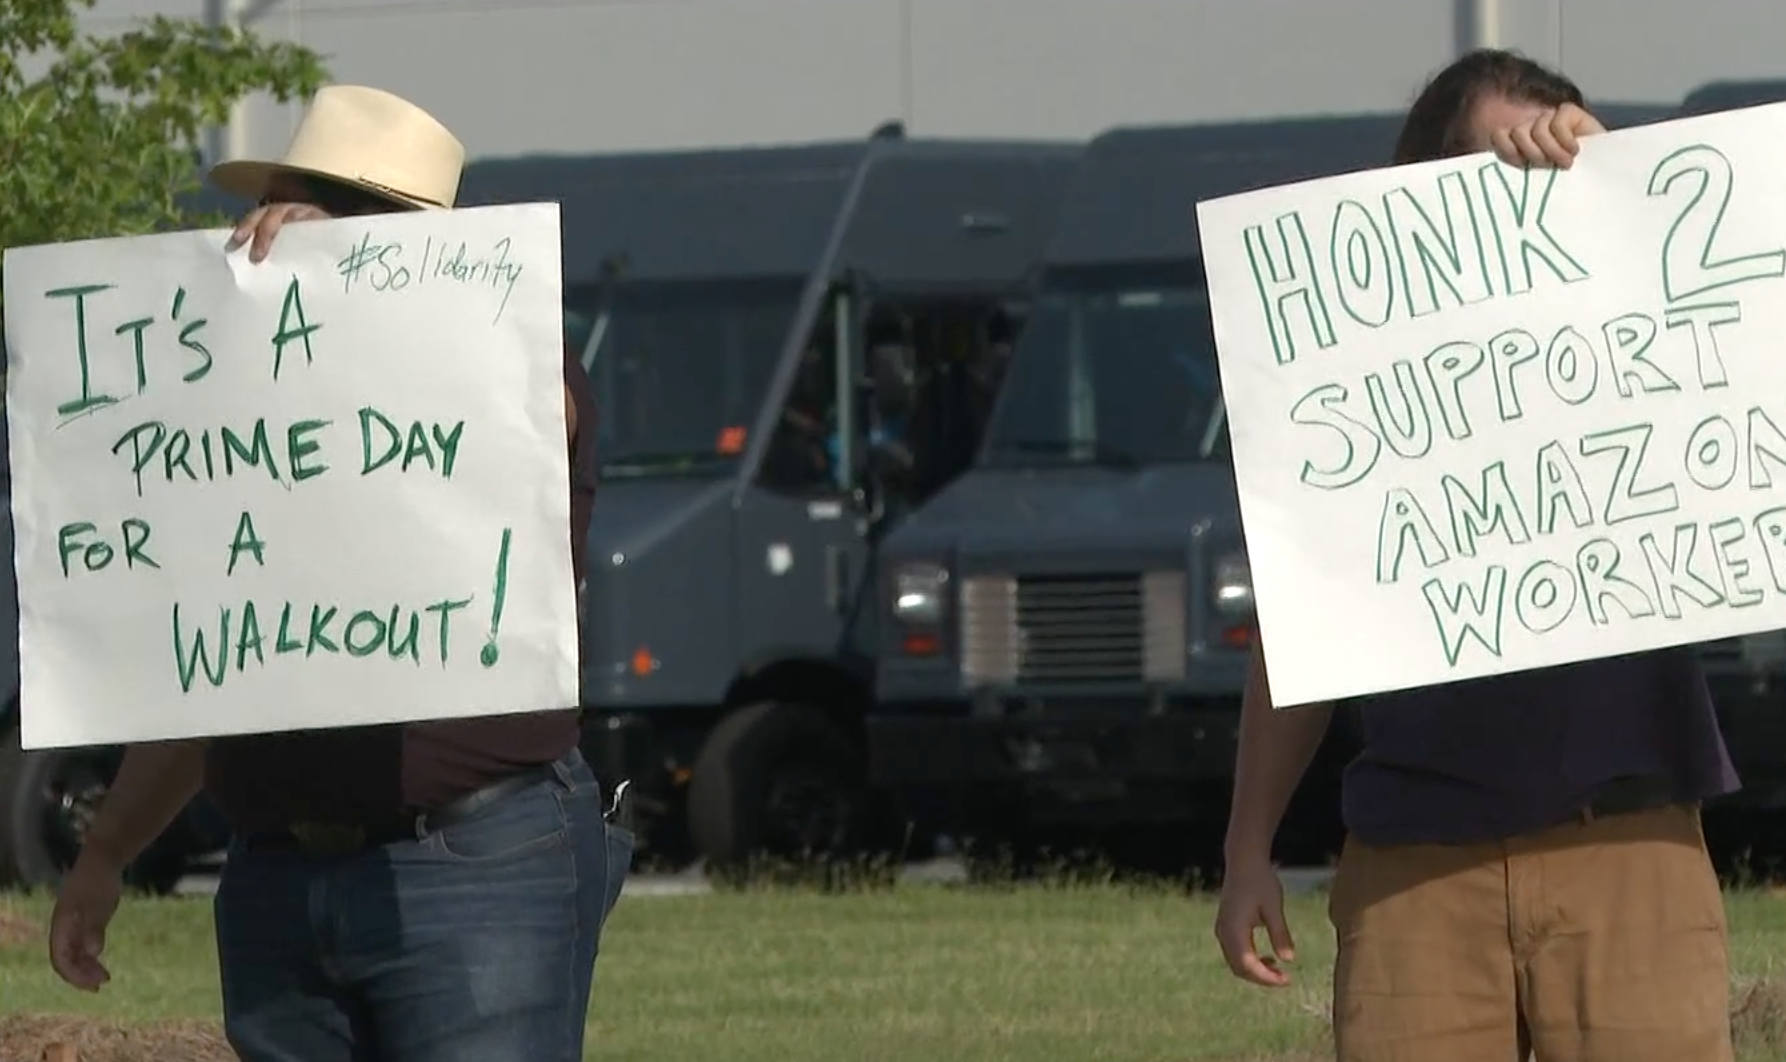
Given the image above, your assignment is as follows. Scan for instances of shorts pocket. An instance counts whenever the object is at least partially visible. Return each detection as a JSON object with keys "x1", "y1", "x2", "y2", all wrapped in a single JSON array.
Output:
[{"x1": 1662, "y1": 809, "x2": 1727, "y2": 933}]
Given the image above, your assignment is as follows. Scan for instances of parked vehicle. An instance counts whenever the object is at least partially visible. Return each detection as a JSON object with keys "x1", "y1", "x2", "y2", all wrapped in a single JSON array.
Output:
[
  {"x1": 1677, "y1": 79, "x2": 1786, "y2": 117},
  {"x1": 863, "y1": 115, "x2": 1406, "y2": 866},
  {"x1": 460, "y1": 128, "x2": 1084, "y2": 865}
]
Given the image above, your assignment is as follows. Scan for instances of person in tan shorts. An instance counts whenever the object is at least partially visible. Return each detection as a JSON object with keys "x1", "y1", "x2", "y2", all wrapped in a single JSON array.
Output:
[{"x1": 1213, "y1": 50, "x2": 1741, "y2": 1062}]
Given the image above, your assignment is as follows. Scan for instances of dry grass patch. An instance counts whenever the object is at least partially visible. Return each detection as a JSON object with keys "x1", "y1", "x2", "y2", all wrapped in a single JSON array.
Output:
[
  {"x1": 0, "y1": 1016, "x2": 232, "y2": 1062},
  {"x1": 0, "y1": 905, "x2": 41, "y2": 950},
  {"x1": 1733, "y1": 977, "x2": 1786, "y2": 1060}
]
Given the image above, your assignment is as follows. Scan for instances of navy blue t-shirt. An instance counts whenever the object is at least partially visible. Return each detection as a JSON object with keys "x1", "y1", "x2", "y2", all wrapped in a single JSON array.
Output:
[{"x1": 1341, "y1": 647, "x2": 1739, "y2": 845}]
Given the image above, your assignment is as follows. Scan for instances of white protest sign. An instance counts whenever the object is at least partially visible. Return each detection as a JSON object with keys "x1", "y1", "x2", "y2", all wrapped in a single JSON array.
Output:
[
  {"x1": 4, "y1": 202, "x2": 578, "y2": 748},
  {"x1": 1197, "y1": 102, "x2": 1786, "y2": 707}
]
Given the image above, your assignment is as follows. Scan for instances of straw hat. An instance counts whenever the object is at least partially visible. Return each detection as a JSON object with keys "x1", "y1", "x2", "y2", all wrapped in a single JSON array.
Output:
[{"x1": 208, "y1": 85, "x2": 466, "y2": 211}]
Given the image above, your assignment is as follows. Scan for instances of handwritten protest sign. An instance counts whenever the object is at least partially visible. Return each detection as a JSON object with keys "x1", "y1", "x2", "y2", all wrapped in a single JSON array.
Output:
[
  {"x1": 4, "y1": 203, "x2": 577, "y2": 748},
  {"x1": 1198, "y1": 101, "x2": 1786, "y2": 707}
]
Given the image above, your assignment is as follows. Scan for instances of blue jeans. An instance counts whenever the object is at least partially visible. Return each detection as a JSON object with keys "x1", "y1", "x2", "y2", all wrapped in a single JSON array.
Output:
[{"x1": 214, "y1": 752, "x2": 633, "y2": 1062}]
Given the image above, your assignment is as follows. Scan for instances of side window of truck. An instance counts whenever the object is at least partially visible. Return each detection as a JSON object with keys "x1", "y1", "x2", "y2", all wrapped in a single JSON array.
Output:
[{"x1": 758, "y1": 309, "x2": 844, "y2": 496}]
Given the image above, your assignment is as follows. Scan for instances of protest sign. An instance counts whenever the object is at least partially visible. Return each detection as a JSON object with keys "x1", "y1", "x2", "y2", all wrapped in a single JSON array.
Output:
[
  {"x1": 4, "y1": 202, "x2": 578, "y2": 748},
  {"x1": 1197, "y1": 101, "x2": 1786, "y2": 707}
]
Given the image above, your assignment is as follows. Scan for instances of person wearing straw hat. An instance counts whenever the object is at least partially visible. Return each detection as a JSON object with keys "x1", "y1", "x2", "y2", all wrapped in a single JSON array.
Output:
[{"x1": 46, "y1": 86, "x2": 627, "y2": 1062}]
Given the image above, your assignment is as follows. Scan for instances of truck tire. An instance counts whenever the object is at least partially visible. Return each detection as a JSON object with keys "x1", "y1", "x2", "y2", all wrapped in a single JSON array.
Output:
[
  {"x1": 0, "y1": 725, "x2": 185, "y2": 896},
  {"x1": 686, "y1": 701, "x2": 866, "y2": 867}
]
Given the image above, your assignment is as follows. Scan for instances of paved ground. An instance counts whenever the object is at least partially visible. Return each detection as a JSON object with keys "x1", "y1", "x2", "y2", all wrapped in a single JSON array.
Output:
[{"x1": 176, "y1": 861, "x2": 1336, "y2": 898}]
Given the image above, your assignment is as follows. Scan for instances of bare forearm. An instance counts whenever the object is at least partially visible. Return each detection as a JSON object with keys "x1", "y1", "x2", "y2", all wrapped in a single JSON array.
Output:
[
  {"x1": 81, "y1": 741, "x2": 208, "y2": 869},
  {"x1": 1223, "y1": 639, "x2": 1333, "y2": 865}
]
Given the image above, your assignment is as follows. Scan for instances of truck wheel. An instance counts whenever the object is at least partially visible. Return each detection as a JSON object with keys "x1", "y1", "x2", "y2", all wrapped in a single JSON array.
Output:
[
  {"x1": 687, "y1": 701, "x2": 865, "y2": 867},
  {"x1": 0, "y1": 725, "x2": 185, "y2": 896}
]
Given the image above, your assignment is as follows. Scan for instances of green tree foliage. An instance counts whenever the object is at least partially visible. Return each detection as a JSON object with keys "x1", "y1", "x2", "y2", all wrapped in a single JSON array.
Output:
[{"x1": 0, "y1": 0, "x2": 326, "y2": 257}]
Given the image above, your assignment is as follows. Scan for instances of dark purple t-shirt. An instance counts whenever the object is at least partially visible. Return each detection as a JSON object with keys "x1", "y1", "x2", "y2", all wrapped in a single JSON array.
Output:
[{"x1": 1341, "y1": 647, "x2": 1739, "y2": 845}]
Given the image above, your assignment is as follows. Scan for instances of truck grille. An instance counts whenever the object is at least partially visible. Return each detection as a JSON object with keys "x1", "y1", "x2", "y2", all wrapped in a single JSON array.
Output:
[{"x1": 960, "y1": 571, "x2": 1186, "y2": 685}]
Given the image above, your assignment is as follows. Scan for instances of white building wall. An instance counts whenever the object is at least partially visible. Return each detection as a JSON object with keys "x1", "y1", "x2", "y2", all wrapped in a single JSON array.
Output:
[{"x1": 75, "y1": 0, "x2": 1786, "y2": 163}]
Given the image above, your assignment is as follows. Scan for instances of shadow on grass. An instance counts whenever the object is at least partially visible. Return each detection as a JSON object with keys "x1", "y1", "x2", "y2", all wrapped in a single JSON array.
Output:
[
  {"x1": 704, "y1": 851, "x2": 907, "y2": 893},
  {"x1": 953, "y1": 840, "x2": 1212, "y2": 893},
  {"x1": 699, "y1": 841, "x2": 1217, "y2": 896}
]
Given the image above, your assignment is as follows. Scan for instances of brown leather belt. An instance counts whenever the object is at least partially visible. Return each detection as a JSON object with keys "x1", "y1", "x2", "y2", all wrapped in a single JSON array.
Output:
[{"x1": 270, "y1": 763, "x2": 559, "y2": 857}]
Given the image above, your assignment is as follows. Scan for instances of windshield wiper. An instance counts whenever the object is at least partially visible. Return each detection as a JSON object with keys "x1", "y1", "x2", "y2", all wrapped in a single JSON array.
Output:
[{"x1": 989, "y1": 439, "x2": 1142, "y2": 469}]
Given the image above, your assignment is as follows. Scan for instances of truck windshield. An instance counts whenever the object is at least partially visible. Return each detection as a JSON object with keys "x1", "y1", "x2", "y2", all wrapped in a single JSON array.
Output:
[
  {"x1": 574, "y1": 280, "x2": 803, "y2": 478},
  {"x1": 981, "y1": 265, "x2": 1228, "y2": 468}
]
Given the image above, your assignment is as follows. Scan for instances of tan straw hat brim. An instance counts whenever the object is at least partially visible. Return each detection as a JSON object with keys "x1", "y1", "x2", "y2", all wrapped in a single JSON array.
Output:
[
  {"x1": 203, "y1": 85, "x2": 465, "y2": 211},
  {"x1": 207, "y1": 159, "x2": 441, "y2": 211}
]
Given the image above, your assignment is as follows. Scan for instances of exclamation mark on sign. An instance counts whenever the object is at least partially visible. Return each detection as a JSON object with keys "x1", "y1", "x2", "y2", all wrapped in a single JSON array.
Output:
[{"x1": 480, "y1": 528, "x2": 512, "y2": 668}]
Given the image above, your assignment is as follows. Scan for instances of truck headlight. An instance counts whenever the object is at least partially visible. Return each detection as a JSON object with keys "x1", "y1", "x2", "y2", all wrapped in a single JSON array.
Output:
[
  {"x1": 1213, "y1": 552, "x2": 1253, "y2": 616},
  {"x1": 891, "y1": 562, "x2": 949, "y2": 624}
]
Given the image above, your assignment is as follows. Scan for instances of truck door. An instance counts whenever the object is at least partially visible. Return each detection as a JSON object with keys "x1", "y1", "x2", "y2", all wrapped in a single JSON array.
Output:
[{"x1": 734, "y1": 288, "x2": 874, "y2": 661}]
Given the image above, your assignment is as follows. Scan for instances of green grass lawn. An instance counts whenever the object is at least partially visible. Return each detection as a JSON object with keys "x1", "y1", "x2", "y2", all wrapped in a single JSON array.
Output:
[{"x1": 4, "y1": 884, "x2": 1786, "y2": 1062}]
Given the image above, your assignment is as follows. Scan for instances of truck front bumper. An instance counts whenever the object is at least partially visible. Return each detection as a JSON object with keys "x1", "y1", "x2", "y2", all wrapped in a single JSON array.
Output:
[{"x1": 867, "y1": 697, "x2": 1241, "y2": 830}]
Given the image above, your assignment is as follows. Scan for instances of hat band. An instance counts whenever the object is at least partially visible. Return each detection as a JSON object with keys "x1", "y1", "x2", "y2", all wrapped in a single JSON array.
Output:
[{"x1": 352, "y1": 173, "x2": 445, "y2": 207}]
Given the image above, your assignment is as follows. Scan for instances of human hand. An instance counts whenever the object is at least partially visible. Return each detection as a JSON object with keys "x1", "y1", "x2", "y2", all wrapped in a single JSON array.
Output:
[
  {"x1": 1490, "y1": 103, "x2": 1607, "y2": 170},
  {"x1": 1214, "y1": 856, "x2": 1295, "y2": 987},
  {"x1": 225, "y1": 202, "x2": 333, "y2": 264},
  {"x1": 48, "y1": 848, "x2": 126, "y2": 992}
]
